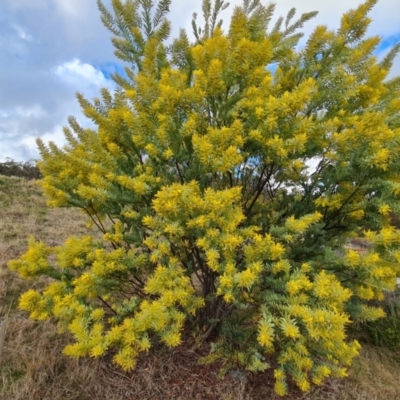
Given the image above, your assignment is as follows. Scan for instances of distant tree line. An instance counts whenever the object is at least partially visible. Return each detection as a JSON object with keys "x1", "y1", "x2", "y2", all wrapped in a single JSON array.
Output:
[{"x1": 0, "y1": 158, "x2": 42, "y2": 180}]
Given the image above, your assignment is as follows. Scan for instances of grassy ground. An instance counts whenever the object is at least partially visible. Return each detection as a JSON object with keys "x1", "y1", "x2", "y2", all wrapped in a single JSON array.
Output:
[{"x1": 1, "y1": 174, "x2": 400, "y2": 399}]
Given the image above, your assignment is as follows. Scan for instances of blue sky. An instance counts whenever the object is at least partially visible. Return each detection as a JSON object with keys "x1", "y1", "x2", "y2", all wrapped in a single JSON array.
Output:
[
  {"x1": 0, "y1": 0, "x2": 399, "y2": 162},
  {"x1": 377, "y1": 33, "x2": 400, "y2": 53}
]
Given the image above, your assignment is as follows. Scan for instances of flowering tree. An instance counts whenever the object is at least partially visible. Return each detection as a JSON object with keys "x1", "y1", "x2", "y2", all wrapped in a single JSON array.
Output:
[{"x1": 9, "y1": 0, "x2": 400, "y2": 395}]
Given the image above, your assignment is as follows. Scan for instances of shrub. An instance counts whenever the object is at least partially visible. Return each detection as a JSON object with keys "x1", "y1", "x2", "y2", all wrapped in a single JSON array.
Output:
[
  {"x1": 0, "y1": 158, "x2": 42, "y2": 180},
  {"x1": 8, "y1": 0, "x2": 400, "y2": 395},
  {"x1": 356, "y1": 288, "x2": 400, "y2": 350}
]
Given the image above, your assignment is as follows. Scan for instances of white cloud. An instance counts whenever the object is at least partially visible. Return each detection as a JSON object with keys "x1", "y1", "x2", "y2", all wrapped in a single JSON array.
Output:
[
  {"x1": 54, "y1": 58, "x2": 109, "y2": 88},
  {"x1": 0, "y1": 114, "x2": 38, "y2": 161},
  {"x1": 0, "y1": 58, "x2": 115, "y2": 162},
  {"x1": 15, "y1": 104, "x2": 47, "y2": 118},
  {"x1": 0, "y1": 24, "x2": 33, "y2": 56},
  {"x1": 21, "y1": 136, "x2": 41, "y2": 156},
  {"x1": 12, "y1": 24, "x2": 32, "y2": 41},
  {"x1": 26, "y1": 124, "x2": 66, "y2": 154},
  {"x1": 53, "y1": 0, "x2": 89, "y2": 17},
  {"x1": 0, "y1": 104, "x2": 46, "y2": 120}
]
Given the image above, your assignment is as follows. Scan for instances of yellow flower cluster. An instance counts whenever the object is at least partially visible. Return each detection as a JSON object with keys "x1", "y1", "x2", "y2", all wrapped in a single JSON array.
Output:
[
  {"x1": 8, "y1": 236, "x2": 51, "y2": 278},
  {"x1": 285, "y1": 212, "x2": 323, "y2": 234}
]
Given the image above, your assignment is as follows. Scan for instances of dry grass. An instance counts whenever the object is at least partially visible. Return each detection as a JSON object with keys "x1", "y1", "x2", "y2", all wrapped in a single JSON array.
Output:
[{"x1": 2, "y1": 174, "x2": 400, "y2": 399}]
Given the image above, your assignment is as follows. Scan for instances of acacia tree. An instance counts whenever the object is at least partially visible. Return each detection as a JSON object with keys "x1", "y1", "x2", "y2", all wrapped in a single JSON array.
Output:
[{"x1": 9, "y1": 0, "x2": 400, "y2": 395}]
